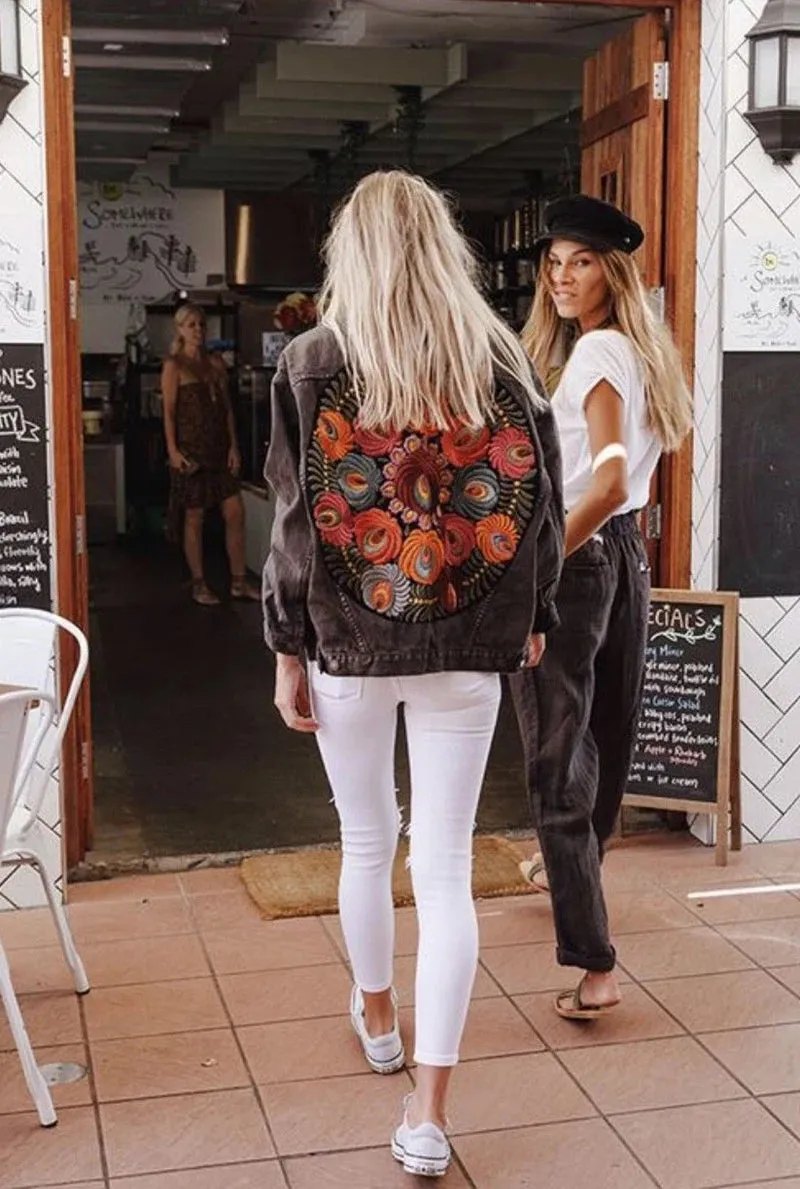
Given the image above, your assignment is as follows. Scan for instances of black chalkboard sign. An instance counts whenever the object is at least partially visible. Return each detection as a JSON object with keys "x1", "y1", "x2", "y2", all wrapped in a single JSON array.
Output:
[
  {"x1": 719, "y1": 352, "x2": 800, "y2": 597},
  {"x1": 0, "y1": 343, "x2": 51, "y2": 610},
  {"x1": 624, "y1": 589, "x2": 741, "y2": 865}
]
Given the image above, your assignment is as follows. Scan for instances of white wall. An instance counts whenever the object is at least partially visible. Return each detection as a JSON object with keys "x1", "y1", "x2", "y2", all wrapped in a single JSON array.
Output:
[
  {"x1": 696, "y1": 0, "x2": 800, "y2": 841},
  {"x1": 0, "y1": 0, "x2": 61, "y2": 909},
  {"x1": 77, "y1": 167, "x2": 225, "y2": 354}
]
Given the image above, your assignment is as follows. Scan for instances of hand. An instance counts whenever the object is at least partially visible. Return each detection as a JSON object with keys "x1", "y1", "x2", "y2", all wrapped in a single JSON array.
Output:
[
  {"x1": 525, "y1": 634, "x2": 546, "y2": 668},
  {"x1": 168, "y1": 449, "x2": 191, "y2": 472},
  {"x1": 228, "y1": 445, "x2": 242, "y2": 476},
  {"x1": 274, "y1": 654, "x2": 318, "y2": 733}
]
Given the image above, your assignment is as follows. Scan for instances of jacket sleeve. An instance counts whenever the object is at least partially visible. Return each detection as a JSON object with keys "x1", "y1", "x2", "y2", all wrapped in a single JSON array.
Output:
[
  {"x1": 262, "y1": 357, "x2": 313, "y2": 655},
  {"x1": 532, "y1": 395, "x2": 565, "y2": 634}
]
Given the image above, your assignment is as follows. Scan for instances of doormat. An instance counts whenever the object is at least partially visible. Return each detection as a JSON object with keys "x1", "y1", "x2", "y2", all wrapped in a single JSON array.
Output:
[{"x1": 240, "y1": 834, "x2": 531, "y2": 920}]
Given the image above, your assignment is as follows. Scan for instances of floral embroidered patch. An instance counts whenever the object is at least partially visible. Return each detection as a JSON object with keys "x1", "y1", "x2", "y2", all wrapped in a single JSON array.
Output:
[{"x1": 307, "y1": 371, "x2": 539, "y2": 622}]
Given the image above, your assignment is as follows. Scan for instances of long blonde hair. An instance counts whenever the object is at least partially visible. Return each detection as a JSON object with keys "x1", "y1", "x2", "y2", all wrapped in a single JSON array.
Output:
[
  {"x1": 170, "y1": 303, "x2": 206, "y2": 358},
  {"x1": 521, "y1": 247, "x2": 692, "y2": 452},
  {"x1": 317, "y1": 170, "x2": 544, "y2": 430}
]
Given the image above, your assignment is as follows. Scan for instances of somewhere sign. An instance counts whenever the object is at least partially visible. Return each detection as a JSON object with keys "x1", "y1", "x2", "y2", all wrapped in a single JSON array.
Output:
[{"x1": 624, "y1": 589, "x2": 741, "y2": 866}]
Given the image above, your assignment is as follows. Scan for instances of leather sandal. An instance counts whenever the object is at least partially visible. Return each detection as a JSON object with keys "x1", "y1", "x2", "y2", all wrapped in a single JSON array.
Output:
[
  {"x1": 554, "y1": 974, "x2": 621, "y2": 1021},
  {"x1": 230, "y1": 576, "x2": 261, "y2": 601},
  {"x1": 192, "y1": 580, "x2": 220, "y2": 606},
  {"x1": 519, "y1": 851, "x2": 550, "y2": 893}
]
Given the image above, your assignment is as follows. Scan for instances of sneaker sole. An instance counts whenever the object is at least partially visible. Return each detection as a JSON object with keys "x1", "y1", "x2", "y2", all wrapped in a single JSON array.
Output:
[
  {"x1": 391, "y1": 1137, "x2": 450, "y2": 1177},
  {"x1": 350, "y1": 1017, "x2": 406, "y2": 1075}
]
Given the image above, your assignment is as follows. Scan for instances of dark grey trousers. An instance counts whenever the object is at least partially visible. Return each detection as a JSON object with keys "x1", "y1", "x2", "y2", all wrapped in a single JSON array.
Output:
[{"x1": 510, "y1": 512, "x2": 651, "y2": 973}]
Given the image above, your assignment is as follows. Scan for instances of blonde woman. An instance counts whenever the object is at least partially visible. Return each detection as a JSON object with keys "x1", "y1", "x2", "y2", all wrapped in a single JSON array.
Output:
[
  {"x1": 511, "y1": 195, "x2": 692, "y2": 1020},
  {"x1": 263, "y1": 171, "x2": 564, "y2": 1177},
  {"x1": 161, "y1": 304, "x2": 259, "y2": 605}
]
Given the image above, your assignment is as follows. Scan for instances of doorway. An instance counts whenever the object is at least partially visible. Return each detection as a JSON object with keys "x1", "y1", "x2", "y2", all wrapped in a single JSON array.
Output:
[{"x1": 47, "y1": 0, "x2": 698, "y2": 871}]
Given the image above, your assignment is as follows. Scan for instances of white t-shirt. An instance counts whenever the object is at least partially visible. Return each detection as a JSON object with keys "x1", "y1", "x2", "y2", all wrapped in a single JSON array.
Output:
[{"x1": 552, "y1": 329, "x2": 660, "y2": 514}]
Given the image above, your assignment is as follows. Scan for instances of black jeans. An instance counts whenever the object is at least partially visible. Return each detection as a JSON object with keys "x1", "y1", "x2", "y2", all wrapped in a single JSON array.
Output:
[{"x1": 510, "y1": 513, "x2": 651, "y2": 973}]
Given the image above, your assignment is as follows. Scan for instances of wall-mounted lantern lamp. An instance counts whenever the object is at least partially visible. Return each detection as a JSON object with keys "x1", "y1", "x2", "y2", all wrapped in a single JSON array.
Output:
[
  {"x1": 745, "y1": 0, "x2": 800, "y2": 162},
  {"x1": 0, "y1": 0, "x2": 26, "y2": 123}
]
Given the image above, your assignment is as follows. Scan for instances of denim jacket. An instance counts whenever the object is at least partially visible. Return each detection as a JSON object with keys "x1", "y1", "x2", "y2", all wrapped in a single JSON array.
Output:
[{"x1": 263, "y1": 326, "x2": 564, "y2": 677}]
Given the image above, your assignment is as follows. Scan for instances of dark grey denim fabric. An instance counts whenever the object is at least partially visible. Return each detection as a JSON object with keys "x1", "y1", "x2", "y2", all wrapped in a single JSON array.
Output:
[
  {"x1": 262, "y1": 326, "x2": 565, "y2": 677},
  {"x1": 510, "y1": 512, "x2": 651, "y2": 972}
]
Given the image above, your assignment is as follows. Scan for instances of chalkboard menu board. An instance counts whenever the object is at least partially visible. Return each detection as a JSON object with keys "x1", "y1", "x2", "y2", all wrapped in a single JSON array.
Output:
[
  {"x1": 624, "y1": 589, "x2": 740, "y2": 865},
  {"x1": 0, "y1": 343, "x2": 51, "y2": 610}
]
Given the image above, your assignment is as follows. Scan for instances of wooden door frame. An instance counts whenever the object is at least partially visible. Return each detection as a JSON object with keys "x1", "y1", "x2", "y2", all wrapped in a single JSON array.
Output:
[
  {"x1": 485, "y1": 0, "x2": 700, "y2": 589},
  {"x1": 42, "y1": 0, "x2": 93, "y2": 870}
]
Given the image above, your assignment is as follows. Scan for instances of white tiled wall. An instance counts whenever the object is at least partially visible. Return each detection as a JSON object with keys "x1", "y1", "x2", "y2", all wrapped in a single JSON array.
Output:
[
  {"x1": 696, "y1": 0, "x2": 800, "y2": 841},
  {"x1": 0, "y1": 0, "x2": 60, "y2": 908}
]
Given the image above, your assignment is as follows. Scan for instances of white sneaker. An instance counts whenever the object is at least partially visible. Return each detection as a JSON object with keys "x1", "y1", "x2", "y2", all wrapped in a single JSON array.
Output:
[
  {"x1": 391, "y1": 1097, "x2": 451, "y2": 1178},
  {"x1": 349, "y1": 986, "x2": 405, "y2": 1074}
]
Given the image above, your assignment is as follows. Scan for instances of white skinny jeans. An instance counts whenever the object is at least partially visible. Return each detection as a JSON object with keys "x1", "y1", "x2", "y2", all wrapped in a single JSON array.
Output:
[{"x1": 310, "y1": 665, "x2": 501, "y2": 1067}]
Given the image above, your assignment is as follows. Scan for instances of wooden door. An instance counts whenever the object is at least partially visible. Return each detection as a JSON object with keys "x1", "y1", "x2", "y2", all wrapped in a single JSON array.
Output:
[{"x1": 581, "y1": 12, "x2": 668, "y2": 579}]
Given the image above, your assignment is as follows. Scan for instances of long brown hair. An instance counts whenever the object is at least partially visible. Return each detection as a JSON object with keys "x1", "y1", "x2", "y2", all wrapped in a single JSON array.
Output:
[{"x1": 521, "y1": 248, "x2": 692, "y2": 452}]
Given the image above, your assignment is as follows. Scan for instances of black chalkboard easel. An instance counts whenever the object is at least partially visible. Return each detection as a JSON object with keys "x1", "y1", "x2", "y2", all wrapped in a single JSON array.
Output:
[{"x1": 623, "y1": 589, "x2": 741, "y2": 866}]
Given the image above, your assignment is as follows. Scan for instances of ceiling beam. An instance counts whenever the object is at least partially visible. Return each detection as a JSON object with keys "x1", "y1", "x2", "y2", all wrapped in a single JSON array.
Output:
[
  {"x1": 468, "y1": 54, "x2": 583, "y2": 92},
  {"x1": 253, "y1": 67, "x2": 400, "y2": 106},
  {"x1": 275, "y1": 42, "x2": 467, "y2": 89}
]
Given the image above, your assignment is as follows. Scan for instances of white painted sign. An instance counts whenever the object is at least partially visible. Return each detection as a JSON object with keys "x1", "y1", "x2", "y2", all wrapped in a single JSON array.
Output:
[
  {"x1": 725, "y1": 238, "x2": 800, "y2": 352},
  {"x1": 77, "y1": 168, "x2": 224, "y2": 353},
  {"x1": 0, "y1": 206, "x2": 45, "y2": 344}
]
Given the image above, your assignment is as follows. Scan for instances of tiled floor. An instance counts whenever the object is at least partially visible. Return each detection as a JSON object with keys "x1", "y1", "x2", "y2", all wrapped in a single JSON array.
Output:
[{"x1": 4, "y1": 834, "x2": 800, "y2": 1188}]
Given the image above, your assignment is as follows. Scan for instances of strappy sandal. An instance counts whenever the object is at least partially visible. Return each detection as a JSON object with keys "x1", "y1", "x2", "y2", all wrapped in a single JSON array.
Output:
[
  {"x1": 192, "y1": 580, "x2": 220, "y2": 607},
  {"x1": 519, "y1": 851, "x2": 550, "y2": 893},
  {"x1": 230, "y1": 576, "x2": 261, "y2": 601},
  {"x1": 554, "y1": 974, "x2": 621, "y2": 1021}
]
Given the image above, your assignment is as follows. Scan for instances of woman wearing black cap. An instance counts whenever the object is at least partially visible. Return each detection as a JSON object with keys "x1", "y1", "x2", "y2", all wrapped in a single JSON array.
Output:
[{"x1": 512, "y1": 195, "x2": 692, "y2": 1019}]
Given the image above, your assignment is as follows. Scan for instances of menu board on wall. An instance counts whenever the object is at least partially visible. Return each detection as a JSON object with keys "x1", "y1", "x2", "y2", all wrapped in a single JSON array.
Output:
[
  {"x1": 624, "y1": 590, "x2": 740, "y2": 865},
  {"x1": 724, "y1": 237, "x2": 800, "y2": 352},
  {"x1": 0, "y1": 206, "x2": 45, "y2": 343},
  {"x1": 0, "y1": 343, "x2": 51, "y2": 610}
]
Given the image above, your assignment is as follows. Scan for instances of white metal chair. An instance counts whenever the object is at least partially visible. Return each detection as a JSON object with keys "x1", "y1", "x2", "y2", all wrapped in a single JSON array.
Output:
[
  {"x1": 0, "y1": 609, "x2": 90, "y2": 997},
  {"x1": 0, "y1": 687, "x2": 58, "y2": 1126}
]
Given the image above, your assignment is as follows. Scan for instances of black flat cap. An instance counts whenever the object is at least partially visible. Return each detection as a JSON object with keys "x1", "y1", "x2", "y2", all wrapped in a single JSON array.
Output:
[{"x1": 533, "y1": 195, "x2": 644, "y2": 264}]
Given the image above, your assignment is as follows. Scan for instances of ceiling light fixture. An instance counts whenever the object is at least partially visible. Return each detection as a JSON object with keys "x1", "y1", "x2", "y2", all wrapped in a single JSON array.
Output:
[
  {"x1": 76, "y1": 155, "x2": 146, "y2": 165},
  {"x1": 73, "y1": 54, "x2": 212, "y2": 72},
  {"x1": 0, "y1": 0, "x2": 26, "y2": 123},
  {"x1": 102, "y1": 43, "x2": 123, "y2": 52},
  {"x1": 72, "y1": 26, "x2": 229, "y2": 47},
  {"x1": 75, "y1": 103, "x2": 180, "y2": 119}
]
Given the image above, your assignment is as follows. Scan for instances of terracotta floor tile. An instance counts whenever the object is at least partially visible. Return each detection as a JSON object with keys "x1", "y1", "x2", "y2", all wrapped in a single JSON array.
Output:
[
  {"x1": 456, "y1": 1117, "x2": 654, "y2": 1189},
  {"x1": 239, "y1": 1016, "x2": 369, "y2": 1084},
  {"x1": 614, "y1": 1099, "x2": 800, "y2": 1189},
  {"x1": 0, "y1": 991, "x2": 82, "y2": 1050},
  {"x1": 284, "y1": 1147, "x2": 472, "y2": 1188},
  {"x1": 561, "y1": 1035, "x2": 744, "y2": 1113},
  {"x1": 772, "y1": 965, "x2": 800, "y2": 997},
  {"x1": 718, "y1": 918, "x2": 800, "y2": 967},
  {"x1": 79, "y1": 933, "x2": 210, "y2": 987},
  {"x1": 647, "y1": 969, "x2": 800, "y2": 1032},
  {"x1": 393, "y1": 954, "x2": 502, "y2": 1006},
  {"x1": 203, "y1": 917, "x2": 341, "y2": 975},
  {"x1": 446, "y1": 1052, "x2": 594, "y2": 1134},
  {"x1": 762, "y1": 1092, "x2": 800, "y2": 1139},
  {"x1": 68, "y1": 873, "x2": 182, "y2": 902},
  {"x1": 0, "y1": 1105, "x2": 102, "y2": 1188},
  {"x1": 480, "y1": 940, "x2": 631, "y2": 996},
  {"x1": 188, "y1": 889, "x2": 264, "y2": 932},
  {"x1": 709, "y1": 1183, "x2": 800, "y2": 1189},
  {"x1": 617, "y1": 926, "x2": 754, "y2": 981},
  {"x1": 92, "y1": 1028, "x2": 249, "y2": 1101},
  {"x1": 0, "y1": 1044, "x2": 91, "y2": 1114},
  {"x1": 514, "y1": 983, "x2": 684, "y2": 1049},
  {"x1": 6, "y1": 946, "x2": 78, "y2": 994},
  {"x1": 683, "y1": 881, "x2": 800, "y2": 925},
  {"x1": 703, "y1": 1023, "x2": 800, "y2": 1094},
  {"x1": 111, "y1": 1163, "x2": 287, "y2": 1189},
  {"x1": 260, "y1": 1070, "x2": 414, "y2": 1156},
  {"x1": 474, "y1": 897, "x2": 555, "y2": 947},
  {"x1": 219, "y1": 964, "x2": 352, "y2": 1027},
  {"x1": 606, "y1": 888, "x2": 699, "y2": 933},
  {"x1": 69, "y1": 897, "x2": 194, "y2": 945},
  {"x1": 0, "y1": 907, "x2": 64, "y2": 950},
  {"x1": 84, "y1": 977, "x2": 227, "y2": 1041},
  {"x1": 748, "y1": 840, "x2": 800, "y2": 877},
  {"x1": 101, "y1": 1088, "x2": 275, "y2": 1177},
  {"x1": 398, "y1": 997, "x2": 544, "y2": 1064},
  {"x1": 178, "y1": 866, "x2": 246, "y2": 893}
]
